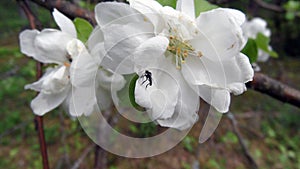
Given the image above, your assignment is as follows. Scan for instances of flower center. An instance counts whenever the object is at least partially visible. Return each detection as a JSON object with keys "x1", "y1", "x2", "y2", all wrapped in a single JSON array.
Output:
[{"x1": 167, "y1": 35, "x2": 202, "y2": 69}]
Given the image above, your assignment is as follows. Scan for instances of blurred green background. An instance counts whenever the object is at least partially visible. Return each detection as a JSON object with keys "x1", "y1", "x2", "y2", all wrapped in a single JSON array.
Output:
[{"x1": 0, "y1": 0, "x2": 299, "y2": 169}]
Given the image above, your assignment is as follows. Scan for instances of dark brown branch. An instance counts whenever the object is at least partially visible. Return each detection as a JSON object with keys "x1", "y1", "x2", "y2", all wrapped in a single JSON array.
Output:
[
  {"x1": 227, "y1": 112, "x2": 258, "y2": 169},
  {"x1": 17, "y1": 1, "x2": 49, "y2": 169},
  {"x1": 29, "y1": 0, "x2": 96, "y2": 26},
  {"x1": 253, "y1": 0, "x2": 284, "y2": 12},
  {"x1": 247, "y1": 73, "x2": 300, "y2": 108}
]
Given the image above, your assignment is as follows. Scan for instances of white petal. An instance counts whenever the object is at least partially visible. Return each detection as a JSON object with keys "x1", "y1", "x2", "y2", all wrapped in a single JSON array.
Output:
[
  {"x1": 87, "y1": 26, "x2": 104, "y2": 51},
  {"x1": 135, "y1": 72, "x2": 178, "y2": 120},
  {"x1": 69, "y1": 39, "x2": 98, "y2": 87},
  {"x1": 69, "y1": 86, "x2": 97, "y2": 116},
  {"x1": 30, "y1": 86, "x2": 70, "y2": 116},
  {"x1": 242, "y1": 17, "x2": 271, "y2": 39},
  {"x1": 133, "y1": 36, "x2": 169, "y2": 68},
  {"x1": 236, "y1": 53, "x2": 254, "y2": 83},
  {"x1": 228, "y1": 83, "x2": 247, "y2": 95},
  {"x1": 135, "y1": 58, "x2": 180, "y2": 120},
  {"x1": 53, "y1": 9, "x2": 77, "y2": 37},
  {"x1": 41, "y1": 66, "x2": 70, "y2": 94},
  {"x1": 196, "y1": 85, "x2": 230, "y2": 113},
  {"x1": 183, "y1": 53, "x2": 253, "y2": 91},
  {"x1": 157, "y1": 75, "x2": 199, "y2": 130},
  {"x1": 19, "y1": 29, "x2": 39, "y2": 57},
  {"x1": 102, "y1": 22, "x2": 154, "y2": 74},
  {"x1": 193, "y1": 8, "x2": 246, "y2": 61},
  {"x1": 221, "y1": 8, "x2": 246, "y2": 26},
  {"x1": 176, "y1": 0, "x2": 195, "y2": 19},
  {"x1": 34, "y1": 29, "x2": 73, "y2": 64},
  {"x1": 257, "y1": 49, "x2": 270, "y2": 62},
  {"x1": 95, "y1": 2, "x2": 145, "y2": 27},
  {"x1": 97, "y1": 69, "x2": 126, "y2": 91},
  {"x1": 25, "y1": 67, "x2": 57, "y2": 92},
  {"x1": 129, "y1": 0, "x2": 165, "y2": 33}
]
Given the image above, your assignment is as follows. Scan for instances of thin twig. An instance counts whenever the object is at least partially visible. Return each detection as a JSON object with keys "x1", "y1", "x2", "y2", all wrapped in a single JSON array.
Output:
[
  {"x1": 17, "y1": 1, "x2": 49, "y2": 169},
  {"x1": 71, "y1": 144, "x2": 96, "y2": 169},
  {"x1": 227, "y1": 112, "x2": 258, "y2": 169}
]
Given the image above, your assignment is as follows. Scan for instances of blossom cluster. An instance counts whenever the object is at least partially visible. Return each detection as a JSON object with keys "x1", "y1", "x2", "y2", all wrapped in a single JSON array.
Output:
[{"x1": 20, "y1": 0, "x2": 254, "y2": 130}]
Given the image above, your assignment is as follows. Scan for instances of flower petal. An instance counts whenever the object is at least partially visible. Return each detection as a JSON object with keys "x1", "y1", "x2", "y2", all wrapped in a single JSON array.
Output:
[
  {"x1": 182, "y1": 53, "x2": 253, "y2": 91},
  {"x1": 34, "y1": 29, "x2": 73, "y2": 64},
  {"x1": 69, "y1": 86, "x2": 97, "y2": 116},
  {"x1": 30, "y1": 86, "x2": 70, "y2": 116},
  {"x1": 25, "y1": 67, "x2": 57, "y2": 92},
  {"x1": 196, "y1": 85, "x2": 230, "y2": 113},
  {"x1": 176, "y1": 0, "x2": 195, "y2": 19},
  {"x1": 19, "y1": 29, "x2": 39, "y2": 58},
  {"x1": 53, "y1": 9, "x2": 77, "y2": 37},
  {"x1": 43, "y1": 66, "x2": 70, "y2": 93},
  {"x1": 133, "y1": 36, "x2": 169, "y2": 69},
  {"x1": 129, "y1": 0, "x2": 165, "y2": 33},
  {"x1": 97, "y1": 69, "x2": 126, "y2": 91},
  {"x1": 157, "y1": 75, "x2": 199, "y2": 130},
  {"x1": 135, "y1": 57, "x2": 180, "y2": 120},
  {"x1": 102, "y1": 22, "x2": 154, "y2": 74},
  {"x1": 69, "y1": 39, "x2": 98, "y2": 87},
  {"x1": 192, "y1": 8, "x2": 246, "y2": 61},
  {"x1": 87, "y1": 26, "x2": 104, "y2": 51},
  {"x1": 95, "y1": 2, "x2": 145, "y2": 27}
]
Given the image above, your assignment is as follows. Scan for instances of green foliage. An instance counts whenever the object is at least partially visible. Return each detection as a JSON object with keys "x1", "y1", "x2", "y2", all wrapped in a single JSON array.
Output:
[
  {"x1": 128, "y1": 74, "x2": 146, "y2": 111},
  {"x1": 182, "y1": 136, "x2": 196, "y2": 152},
  {"x1": 220, "y1": 131, "x2": 238, "y2": 144},
  {"x1": 194, "y1": 0, "x2": 218, "y2": 17},
  {"x1": 129, "y1": 122, "x2": 157, "y2": 137},
  {"x1": 255, "y1": 33, "x2": 278, "y2": 58},
  {"x1": 242, "y1": 39, "x2": 258, "y2": 63},
  {"x1": 73, "y1": 18, "x2": 93, "y2": 42},
  {"x1": 284, "y1": 0, "x2": 300, "y2": 20},
  {"x1": 207, "y1": 159, "x2": 223, "y2": 169},
  {"x1": 242, "y1": 33, "x2": 278, "y2": 63},
  {"x1": 156, "y1": 0, "x2": 177, "y2": 8},
  {"x1": 181, "y1": 162, "x2": 192, "y2": 169}
]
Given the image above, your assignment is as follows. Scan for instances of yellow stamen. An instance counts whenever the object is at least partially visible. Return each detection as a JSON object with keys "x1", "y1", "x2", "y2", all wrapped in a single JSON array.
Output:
[{"x1": 64, "y1": 62, "x2": 71, "y2": 67}]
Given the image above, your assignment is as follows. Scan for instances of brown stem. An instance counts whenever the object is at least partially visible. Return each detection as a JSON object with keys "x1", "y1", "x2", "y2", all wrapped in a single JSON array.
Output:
[
  {"x1": 17, "y1": 1, "x2": 49, "y2": 169},
  {"x1": 254, "y1": 0, "x2": 284, "y2": 12},
  {"x1": 247, "y1": 73, "x2": 300, "y2": 108},
  {"x1": 227, "y1": 112, "x2": 258, "y2": 169},
  {"x1": 94, "y1": 145, "x2": 107, "y2": 169},
  {"x1": 29, "y1": 0, "x2": 96, "y2": 26}
]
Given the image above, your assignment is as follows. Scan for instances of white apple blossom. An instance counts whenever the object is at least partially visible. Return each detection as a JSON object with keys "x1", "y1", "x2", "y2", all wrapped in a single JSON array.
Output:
[
  {"x1": 95, "y1": 0, "x2": 253, "y2": 130},
  {"x1": 20, "y1": 9, "x2": 125, "y2": 116},
  {"x1": 242, "y1": 17, "x2": 272, "y2": 62}
]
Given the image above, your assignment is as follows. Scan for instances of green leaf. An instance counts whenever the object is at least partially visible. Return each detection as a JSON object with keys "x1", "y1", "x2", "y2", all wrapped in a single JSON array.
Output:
[
  {"x1": 255, "y1": 33, "x2": 278, "y2": 58},
  {"x1": 194, "y1": 0, "x2": 218, "y2": 17},
  {"x1": 73, "y1": 18, "x2": 93, "y2": 42},
  {"x1": 156, "y1": 0, "x2": 177, "y2": 8},
  {"x1": 128, "y1": 74, "x2": 146, "y2": 111},
  {"x1": 242, "y1": 38, "x2": 258, "y2": 63}
]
